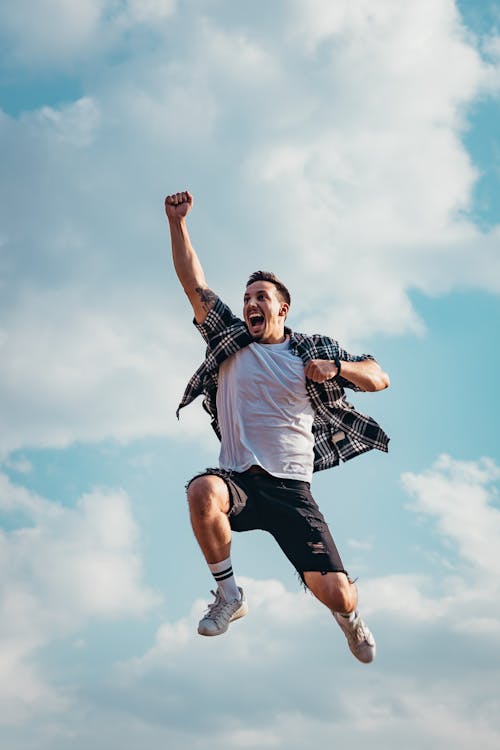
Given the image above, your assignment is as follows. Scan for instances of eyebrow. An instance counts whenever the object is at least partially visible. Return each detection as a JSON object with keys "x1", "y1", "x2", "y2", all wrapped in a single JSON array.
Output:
[{"x1": 243, "y1": 289, "x2": 271, "y2": 300}]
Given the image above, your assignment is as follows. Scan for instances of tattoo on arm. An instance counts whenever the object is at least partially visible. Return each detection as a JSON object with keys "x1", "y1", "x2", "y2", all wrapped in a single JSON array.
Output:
[{"x1": 195, "y1": 287, "x2": 217, "y2": 310}]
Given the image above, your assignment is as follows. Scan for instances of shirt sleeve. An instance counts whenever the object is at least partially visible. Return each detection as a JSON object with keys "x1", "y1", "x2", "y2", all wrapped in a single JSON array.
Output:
[
  {"x1": 337, "y1": 346, "x2": 375, "y2": 391},
  {"x1": 338, "y1": 346, "x2": 374, "y2": 363},
  {"x1": 193, "y1": 297, "x2": 245, "y2": 346},
  {"x1": 293, "y1": 333, "x2": 375, "y2": 392}
]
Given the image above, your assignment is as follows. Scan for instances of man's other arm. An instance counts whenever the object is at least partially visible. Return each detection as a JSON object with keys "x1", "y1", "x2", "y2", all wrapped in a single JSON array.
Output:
[
  {"x1": 165, "y1": 190, "x2": 216, "y2": 324},
  {"x1": 304, "y1": 358, "x2": 390, "y2": 391}
]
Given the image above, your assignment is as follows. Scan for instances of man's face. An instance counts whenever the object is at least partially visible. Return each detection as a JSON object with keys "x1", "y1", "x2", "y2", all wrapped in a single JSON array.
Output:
[{"x1": 243, "y1": 280, "x2": 289, "y2": 344}]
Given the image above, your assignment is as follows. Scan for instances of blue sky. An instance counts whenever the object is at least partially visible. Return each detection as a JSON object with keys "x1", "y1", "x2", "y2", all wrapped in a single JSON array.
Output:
[{"x1": 1, "y1": 1, "x2": 500, "y2": 748}]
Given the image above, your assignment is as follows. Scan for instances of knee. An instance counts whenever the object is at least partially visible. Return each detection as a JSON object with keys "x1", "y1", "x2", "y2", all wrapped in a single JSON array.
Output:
[
  {"x1": 305, "y1": 571, "x2": 357, "y2": 613},
  {"x1": 333, "y1": 576, "x2": 357, "y2": 613},
  {"x1": 187, "y1": 475, "x2": 229, "y2": 518}
]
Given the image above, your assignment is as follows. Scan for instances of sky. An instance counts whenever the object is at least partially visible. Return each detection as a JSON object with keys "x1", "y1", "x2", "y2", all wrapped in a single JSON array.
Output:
[{"x1": 1, "y1": 0, "x2": 500, "y2": 748}]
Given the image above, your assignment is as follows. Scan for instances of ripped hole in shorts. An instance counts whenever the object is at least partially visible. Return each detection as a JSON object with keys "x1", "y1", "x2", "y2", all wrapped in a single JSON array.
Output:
[{"x1": 307, "y1": 540, "x2": 327, "y2": 554}]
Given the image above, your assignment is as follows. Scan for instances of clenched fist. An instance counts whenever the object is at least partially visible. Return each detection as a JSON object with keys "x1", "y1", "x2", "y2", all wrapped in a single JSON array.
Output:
[
  {"x1": 304, "y1": 359, "x2": 340, "y2": 383},
  {"x1": 165, "y1": 190, "x2": 193, "y2": 220}
]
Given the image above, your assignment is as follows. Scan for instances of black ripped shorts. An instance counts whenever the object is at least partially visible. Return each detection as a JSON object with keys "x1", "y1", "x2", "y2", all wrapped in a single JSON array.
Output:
[{"x1": 188, "y1": 467, "x2": 347, "y2": 583}]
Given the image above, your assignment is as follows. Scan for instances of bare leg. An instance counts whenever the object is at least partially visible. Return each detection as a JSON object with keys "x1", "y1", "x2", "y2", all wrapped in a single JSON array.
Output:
[
  {"x1": 303, "y1": 571, "x2": 358, "y2": 613},
  {"x1": 188, "y1": 475, "x2": 248, "y2": 637},
  {"x1": 187, "y1": 475, "x2": 232, "y2": 563},
  {"x1": 304, "y1": 571, "x2": 375, "y2": 663}
]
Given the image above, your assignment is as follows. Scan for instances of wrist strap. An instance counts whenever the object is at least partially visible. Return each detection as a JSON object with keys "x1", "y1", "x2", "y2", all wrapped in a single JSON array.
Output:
[{"x1": 335, "y1": 355, "x2": 341, "y2": 379}]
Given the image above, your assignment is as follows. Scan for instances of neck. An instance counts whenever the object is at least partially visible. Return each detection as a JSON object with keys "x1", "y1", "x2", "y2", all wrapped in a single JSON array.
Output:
[{"x1": 261, "y1": 332, "x2": 287, "y2": 345}]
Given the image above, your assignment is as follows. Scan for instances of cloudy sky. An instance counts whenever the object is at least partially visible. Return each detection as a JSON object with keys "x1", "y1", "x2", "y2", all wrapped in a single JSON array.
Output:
[{"x1": 1, "y1": 1, "x2": 500, "y2": 747}]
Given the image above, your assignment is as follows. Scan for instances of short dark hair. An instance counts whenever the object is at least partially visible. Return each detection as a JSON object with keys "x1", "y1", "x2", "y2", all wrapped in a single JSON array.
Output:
[{"x1": 246, "y1": 271, "x2": 291, "y2": 306}]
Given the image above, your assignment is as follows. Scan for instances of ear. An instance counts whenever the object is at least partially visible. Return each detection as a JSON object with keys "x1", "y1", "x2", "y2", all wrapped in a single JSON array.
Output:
[{"x1": 279, "y1": 303, "x2": 290, "y2": 318}]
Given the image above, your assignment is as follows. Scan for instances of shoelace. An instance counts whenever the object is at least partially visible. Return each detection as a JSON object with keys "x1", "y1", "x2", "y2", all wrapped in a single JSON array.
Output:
[
  {"x1": 347, "y1": 617, "x2": 372, "y2": 645},
  {"x1": 204, "y1": 590, "x2": 238, "y2": 626}
]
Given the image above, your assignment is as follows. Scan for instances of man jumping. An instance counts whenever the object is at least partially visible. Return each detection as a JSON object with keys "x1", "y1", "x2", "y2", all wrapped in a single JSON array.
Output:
[{"x1": 166, "y1": 190, "x2": 390, "y2": 663}]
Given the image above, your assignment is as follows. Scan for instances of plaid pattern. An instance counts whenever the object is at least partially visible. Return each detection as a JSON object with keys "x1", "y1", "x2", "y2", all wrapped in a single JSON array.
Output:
[{"x1": 177, "y1": 297, "x2": 389, "y2": 472}]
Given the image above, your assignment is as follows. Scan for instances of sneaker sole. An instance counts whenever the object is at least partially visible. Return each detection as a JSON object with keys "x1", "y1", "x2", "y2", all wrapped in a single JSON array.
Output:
[
  {"x1": 349, "y1": 642, "x2": 376, "y2": 663},
  {"x1": 198, "y1": 601, "x2": 249, "y2": 637}
]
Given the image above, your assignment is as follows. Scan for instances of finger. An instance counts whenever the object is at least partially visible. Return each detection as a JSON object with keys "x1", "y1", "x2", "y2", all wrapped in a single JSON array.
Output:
[{"x1": 305, "y1": 363, "x2": 317, "y2": 379}]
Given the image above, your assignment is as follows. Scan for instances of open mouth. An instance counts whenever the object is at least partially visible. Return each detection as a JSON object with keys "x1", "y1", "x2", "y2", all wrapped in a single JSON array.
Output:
[{"x1": 248, "y1": 313, "x2": 265, "y2": 331}]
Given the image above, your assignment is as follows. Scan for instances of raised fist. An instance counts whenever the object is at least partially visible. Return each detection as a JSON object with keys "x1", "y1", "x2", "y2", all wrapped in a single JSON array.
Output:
[
  {"x1": 304, "y1": 359, "x2": 340, "y2": 383},
  {"x1": 165, "y1": 190, "x2": 193, "y2": 220}
]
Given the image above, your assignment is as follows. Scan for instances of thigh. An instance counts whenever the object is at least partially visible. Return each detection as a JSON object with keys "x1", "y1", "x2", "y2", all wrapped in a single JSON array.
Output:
[
  {"x1": 187, "y1": 468, "x2": 261, "y2": 532},
  {"x1": 186, "y1": 472, "x2": 231, "y2": 514}
]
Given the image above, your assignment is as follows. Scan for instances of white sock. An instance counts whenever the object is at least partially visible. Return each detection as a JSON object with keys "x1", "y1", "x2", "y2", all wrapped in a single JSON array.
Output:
[
  {"x1": 337, "y1": 610, "x2": 358, "y2": 622},
  {"x1": 208, "y1": 557, "x2": 240, "y2": 602}
]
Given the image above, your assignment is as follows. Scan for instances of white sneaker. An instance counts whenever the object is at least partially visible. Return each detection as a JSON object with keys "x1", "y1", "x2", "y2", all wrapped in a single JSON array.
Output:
[
  {"x1": 197, "y1": 587, "x2": 248, "y2": 637},
  {"x1": 333, "y1": 611, "x2": 376, "y2": 663}
]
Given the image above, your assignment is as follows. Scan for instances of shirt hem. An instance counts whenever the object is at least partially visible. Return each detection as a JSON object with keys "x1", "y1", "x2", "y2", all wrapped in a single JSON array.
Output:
[{"x1": 219, "y1": 461, "x2": 313, "y2": 483}]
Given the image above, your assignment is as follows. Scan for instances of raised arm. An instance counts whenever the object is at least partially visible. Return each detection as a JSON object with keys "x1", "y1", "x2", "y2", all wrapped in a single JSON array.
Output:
[
  {"x1": 304, "y1": 358, "x2": 390, "y2": 392},
  {"x1": 165, "y1": 191, "x2": 217, "y2": 324}
]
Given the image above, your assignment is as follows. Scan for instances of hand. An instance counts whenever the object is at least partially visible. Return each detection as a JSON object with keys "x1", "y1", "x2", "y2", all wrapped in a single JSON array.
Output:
[
  {"x1": 165, "y1": 190, "x2": 193, "y2": 220},
  {"x1": 304, "y1": 359, "x2": 339, "y2": 383}
]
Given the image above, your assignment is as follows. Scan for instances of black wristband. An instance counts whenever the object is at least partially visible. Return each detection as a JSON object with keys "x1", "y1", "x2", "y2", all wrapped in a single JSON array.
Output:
[{"x1": 335, "y1": 355, "x2": 341, "y2": 379}]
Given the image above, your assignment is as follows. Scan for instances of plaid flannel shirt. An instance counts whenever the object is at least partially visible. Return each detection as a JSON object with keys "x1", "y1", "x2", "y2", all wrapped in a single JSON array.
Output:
[{"x1": 177, "y1": 297, "x2": 389, "y2": 472}]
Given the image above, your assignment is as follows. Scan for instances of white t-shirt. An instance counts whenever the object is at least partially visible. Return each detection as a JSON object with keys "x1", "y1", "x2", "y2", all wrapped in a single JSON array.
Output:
[{"x1": 216, "y1": 339, "x2": 315, "y2": 482}]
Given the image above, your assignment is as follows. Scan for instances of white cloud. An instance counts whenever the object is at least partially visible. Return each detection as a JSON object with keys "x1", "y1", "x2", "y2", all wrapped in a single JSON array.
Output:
[
  {"x1": 197, "y1": 17, "x2": 281, "y2": 84},
  {"x1": 0, "y1": 455, "x2": 33, "y2": 475},
  {"x1": 290, "y1": 0, "x2": 490, "y2": 114},
  {"x1": 0, "y1": 285, "x2": 210, "y2": 456},
  {"x1": 402, "y1": 454, "x2": 500, "y2": 575},
  {"x1": 122, "y1": 0, "x2": 176, "y2": 25},
  {"x1": 350, "y1": 455, "x2": 500, "y2": 635},
  {"x1": 121, "y1": 577, "x2": 319, "y2": 677},
  {"x1": 0, "y1": 472, "x2": 160, "y2": 724},
  {"x1": 0, "y1": 0, "x2": 107, "y2": 67},
  {"x1": 0, "y1": 0, "x2": 177, "y2": 68},
  {"x1": 106, "y1": 550, "x2": 500, "y2": 750},
  {"x1": 242, "y1": 0, "x2": 500, "y2": 338},
  {"x1": 32, "y1": 97, "x2": 100, "y2": 147},
  {"x1": 336, "y1": 677, "x2": 500, "y2": 749}
]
